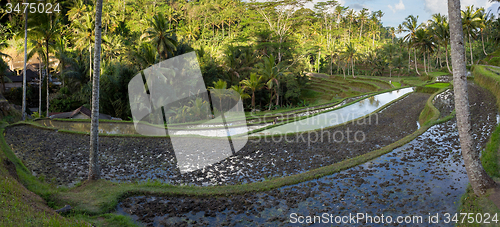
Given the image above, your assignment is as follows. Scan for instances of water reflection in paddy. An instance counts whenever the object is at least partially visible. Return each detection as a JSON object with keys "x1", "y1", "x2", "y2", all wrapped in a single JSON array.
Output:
[{"x1": 255, "y1": 87, "x2": 414, "y2": 135}]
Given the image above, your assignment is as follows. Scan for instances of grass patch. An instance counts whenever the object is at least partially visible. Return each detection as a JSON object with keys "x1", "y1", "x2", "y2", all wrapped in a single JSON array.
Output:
[
  {"x1": 458, "y1": 185, "x2": 500, "y2": 227},
  {"x1": 425, "y1": 83, "x2": 450, "y2": 88},
  {"x1": 427, "y1": 71, "x2": 451, "y2": 77},
  {"x1": 419, "y1": 89, "x2": 446, "y2": 126},
  {"x1": 391, "y1": 81, "x2": 402, "y2": 88},
  {"x1": 0, "y1": 124, "x2": 90, "y2": 226}
]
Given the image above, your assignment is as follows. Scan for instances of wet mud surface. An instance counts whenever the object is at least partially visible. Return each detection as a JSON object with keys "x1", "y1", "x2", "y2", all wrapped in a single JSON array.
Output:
[
  {"x1": 5, "y1": 92, "x2": 428, "y2": 187},
  {"x1": 116, "y1": 84, "x2": 498, "y2": 226}
]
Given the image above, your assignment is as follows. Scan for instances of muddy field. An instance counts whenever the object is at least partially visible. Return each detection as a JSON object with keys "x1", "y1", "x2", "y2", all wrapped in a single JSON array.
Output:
[
  {"x1": 116, "y1": 85, "x2": 499, "y2": 226},
  {"x1": 5, "y1": 92, "x2": 428, "y2": 187}
]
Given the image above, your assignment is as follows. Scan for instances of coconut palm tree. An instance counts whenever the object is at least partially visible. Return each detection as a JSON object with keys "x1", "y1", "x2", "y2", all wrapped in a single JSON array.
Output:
[
  {"x1": 461, "y1": 5, "x2": 482, "y2": 65},
  {"x1": 131, "y1": 42, "x2": 158, "y2": 69},
  {"x1": 72, "y1": 12, "x2": 95, "y2": 80},
  {"x1": 342, "y1": 42, "x2": 357, "y2": 78},
  {"x1": 27, "y1": 38, "x2": 46, "y2": 115},
  {"x1": 358, "y1": 8, "x2": 369, "y2": 38},
  {"x1": 143, "y1": 12, "x2": 178, "y2": 60},
  {"x1": 476, "y1": 8, "x2": 489, "y2": 56},
  {"x1": 230, "y1": 85, "x2": 250, "y2": 112},
  {"x1": 208, "y1": 79, "x2": 228, "y2": 113},
  {"x1": 413, "y1": 28, "x2": 435, "y2": 74},
  {"x1": 241, "y1": 73, "x2": 264, "y2": 111},
  {"x1": 31, "y1": 13, "x2": 60, "y2": 116},
  {"x1": 52, "y1": 37, "x2": 70, "y2": 87},
  {"x1": 448, "y1": 0, "x2": 496, "y2": 196},
  {"x1": 430, "y1": 13, "x2": 451, "y2": 72},
  {"x1": 89, "y1": 0, "x2": 104, "y2": 181},
  {"x1": 257, "y1": 55, "x2": 283, "y2": 110},
  {"x1": 402, "y1": 15, "x2": 422, "y2": 75},
  {"x1": 164, "y1": 5, "x2": 179, "y2": 30}
]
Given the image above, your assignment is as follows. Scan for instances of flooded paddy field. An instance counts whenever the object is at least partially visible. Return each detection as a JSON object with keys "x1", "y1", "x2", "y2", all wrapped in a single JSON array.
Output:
[
  {"x1": 114, "y1": 85, "x2": 498, "y2": 226},
  {"x1": 5, "y1": 92, "x2": 428, "y2": 187}
]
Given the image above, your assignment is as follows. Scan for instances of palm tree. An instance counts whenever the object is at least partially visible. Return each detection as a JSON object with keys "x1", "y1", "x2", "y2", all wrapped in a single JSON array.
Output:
[
  {"x1": 257, "y1": 55, "x2": 283, "y2": 110},
  {"x1": 208, "y1": 79, "x2": 228, "y2": 113},
  {"x1": 143, "y1": 12, "x2": 177, "y2": 60},
  {"x1": 67, "y1": 0, "x2": 89, "y2": 21},
  {"x1": 389, "y1": 27, "x2": 395, "y2": 43},
  {"x1": 52, "y1": 37, "x2": 70, "y2": 87},
  {"x1": 342, "y1": 42, "x2": 357, "y2": 78},
  {"x1": 22, "y1": 6, "x2": 28, "y2": 120},
  {"x1": 229, "y1": 85, "x2": 250, "y2": 112},
  {"x1": 131, "y1": 42, "x2": 158, "y2": 69},
  {"x1": 358, "y1": 8, "x2": 369, "y2": 39},
  {"x1": 164, "y1": 6, "x2": 179, "y2": 30},
  {"x1": 179, "y1": 22, "x2": 199, "y2": 42},
  {"x1": 241, "y1": 73, "x2": 264, "y2": 111},
  {"x1": 448, "y1": 0, "x2": 496, "y2": 195},
  {"x1": 430, "y1": 13, "x2": 451, "y2": 72},
  {"x1": 31, "y1": 13, "x2": 60, "y2": 116},
  {"x1": 89, "y1": 0, "x2": 104, "y2": 181},
  {"x1": 72, "y1": 12, "x2": 95, "y2": 80},
  {"x1": 402, "y1": 15, "x2": 422, "y2": 75},
  {"x1": 27, "y1": 39, "x2": 46, "y2": 115},
  {"x1": 413, "y1": 28, "x2": 435, "y2": 74},
  {"x1": 461, "y1": 5, "x2": 482, "y2": 65},
  {"x1": 384, "y1": 44, "x2": 397, "y2": 77},
  {"x1": 476, "y1": 8, "x2": 489, "y2": 56}
]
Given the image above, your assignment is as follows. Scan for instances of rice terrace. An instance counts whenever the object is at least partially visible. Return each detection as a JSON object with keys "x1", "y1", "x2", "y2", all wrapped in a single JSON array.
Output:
[{"x1": 1, "y1": 0, "x2": 500, "y2": 226}]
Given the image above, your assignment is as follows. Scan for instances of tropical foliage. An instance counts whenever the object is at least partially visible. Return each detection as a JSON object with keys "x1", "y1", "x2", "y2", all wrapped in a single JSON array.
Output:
[{"x1": 1, "y1": 0, "x2": 499, "y2": 120}]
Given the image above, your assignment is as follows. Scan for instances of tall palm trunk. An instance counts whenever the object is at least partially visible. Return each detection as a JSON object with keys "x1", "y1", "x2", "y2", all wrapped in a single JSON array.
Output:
[
  {"x1": 89, "y1": 0, "x2": 104, "y2": 181},
  {"x1": 38, "y1": 58, "x2": 42, "y2": 115},
  {"x1": 481, "y1": 31, "x2": 488, "y2": 56},
  {"x1": 330, "y1": 54, "x2": 333, "y2": 76},
  {"x1": 448, "y1": 0, "x2": 496, "y2": 195},
  {"x1": 89, "y1": 44, "x2": 92, "y2": 79},
  {"x1": 445, "y1": 44, "x2": 451, "y2": 72},
  {"x1": 22, "y1": 7, "x2": 27, "y2": 120},
  {"x1": 352, "y1": 58, "x2": 355, "y2": 78},
  {"x1": 423, "y1": 52, "x2": 427, "y2": 74},
  {"x1": 469, "y1": 33, "x2": 474, "y2": 65},
  {"x1": 46, "y1": 42, "x2": 50, "y2": 117},
  {"x1": 275, "y1": 86, "x2": 279, "y2": 107},
  {"x1": 268, "y1": 88, "x2": 273, "y2": 110},
  {"x1": 251, "y1": 91, "x2": 255, "y2": 110},
  {"x1": 406, "y1": 48, "x2": 410, "y2": 73},
  {"x1": 414, "y1": 49, "x2": 420, "y2": 75}
]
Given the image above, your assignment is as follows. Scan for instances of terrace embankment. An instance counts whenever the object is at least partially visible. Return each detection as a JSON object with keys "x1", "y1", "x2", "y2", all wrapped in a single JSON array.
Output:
[{"x1": 5, "y1": 92, "x2": 429, "y2": 187}]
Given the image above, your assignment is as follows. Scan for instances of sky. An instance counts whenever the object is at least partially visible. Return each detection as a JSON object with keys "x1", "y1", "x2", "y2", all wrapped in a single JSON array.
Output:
[{"x1": 303, "y1": 0, "x2": 500, "y2": 31}]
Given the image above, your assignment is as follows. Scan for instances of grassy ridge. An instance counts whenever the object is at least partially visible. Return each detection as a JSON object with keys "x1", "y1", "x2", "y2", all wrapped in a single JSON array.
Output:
[
  {"x1": 418, "y1": 88, "x2": 445, "y2": 126},
  {"x1": 0, "y1": 125, "x2": 90, "y2": 226},
  {"x1": 457, "y1": 65, "x2": 500, "y2": 225}
]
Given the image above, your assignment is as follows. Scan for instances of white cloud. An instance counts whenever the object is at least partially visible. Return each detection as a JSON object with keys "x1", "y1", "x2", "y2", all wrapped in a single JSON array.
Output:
[
  {"x1": 388, "y1": 0, "x2": 405, "y2": 13},
  {"x1": 423, "y1": 0, "x2": 494, "y2": 15}
]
